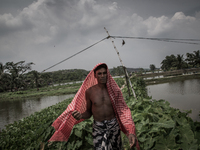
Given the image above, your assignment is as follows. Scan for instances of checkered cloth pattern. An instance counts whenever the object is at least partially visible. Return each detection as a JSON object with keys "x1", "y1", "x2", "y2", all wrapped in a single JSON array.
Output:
[{"x1": 49, "y1": 63, "x2": 140, "y2": 150}]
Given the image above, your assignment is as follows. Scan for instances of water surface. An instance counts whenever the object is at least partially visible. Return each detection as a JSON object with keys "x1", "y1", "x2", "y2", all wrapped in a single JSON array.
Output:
[
  {"x1": 0, "y1": 94, "x2": 75, "y2": 129},
  {"x1": 147, "y1": 79, "x2": 200, "y2": 122}
]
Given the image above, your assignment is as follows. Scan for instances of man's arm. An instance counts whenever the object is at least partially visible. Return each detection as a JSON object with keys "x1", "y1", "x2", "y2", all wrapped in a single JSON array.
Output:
[
  {"x1": 115, "y1": 89, "x2": 137, "y2": 148},
  {"x1": 72, "y1": 89, "x2": 92, "y2": 120}
]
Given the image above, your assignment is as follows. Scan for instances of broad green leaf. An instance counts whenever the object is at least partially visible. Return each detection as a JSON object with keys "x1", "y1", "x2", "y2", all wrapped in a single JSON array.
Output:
[
  {"x1": 138, "y1": 134, "x2": 146, "y2": 142},
  {"x1": 74, "y1": 128, "x2": 82, "y2": 138},
  {"x1": 143, "y1": 136, "x2": 156, "y2": 149},
  {"x1": 150, "y1": 119, "x2": 175, "y2": 128},
  {"x1": 153, "y1": 134, "x2": 177, "y2": 150},
  {"x1": 85, "y1": 134, "x2": 93, "y2": 146},
  {"x1": 179, "y1": 125, "x2": 195, "y2": 144},
  {"x1": 180, "y1": 139, "x2": 198, "y2": 150},
  {"x1": 149, "y1": 126, "x2": 160, "y2": 134},
  {"x1": 175, "y1": 116, "x2": 188, "y2": 126},
  {"x1": 74, "y1": 140, "x2": 82, "y2": 149}
]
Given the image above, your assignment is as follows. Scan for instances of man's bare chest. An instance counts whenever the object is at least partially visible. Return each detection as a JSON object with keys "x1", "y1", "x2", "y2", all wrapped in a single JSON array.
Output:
[{"x1": 90, "y1": 89, "x2": 112, "y2": 106}]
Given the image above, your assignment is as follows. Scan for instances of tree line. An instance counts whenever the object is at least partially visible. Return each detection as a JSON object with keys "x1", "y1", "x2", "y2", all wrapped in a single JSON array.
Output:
[
  {"x1": 1, "y1": 50, "x2": 199, "y2": 92},
  {"x1": 160, "y1": 50, "x2": 200, "y2": 71},
  {"x1": 0, "y1": 61, "x2": 89, "y2": 92},
  {"x1": 149, "y1": 50, "x2": 200, "y2": 72}
]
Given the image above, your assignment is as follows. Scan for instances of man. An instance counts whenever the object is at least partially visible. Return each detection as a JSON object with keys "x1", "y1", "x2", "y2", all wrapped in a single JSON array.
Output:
[{"x1": 49, "y1": 63, "x2": 140, "y2": 150}]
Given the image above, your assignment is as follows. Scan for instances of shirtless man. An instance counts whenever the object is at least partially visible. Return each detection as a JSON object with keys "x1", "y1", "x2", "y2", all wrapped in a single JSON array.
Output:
[{"x1": 72, "y1": 64, "x2": 136, "y2": 149}]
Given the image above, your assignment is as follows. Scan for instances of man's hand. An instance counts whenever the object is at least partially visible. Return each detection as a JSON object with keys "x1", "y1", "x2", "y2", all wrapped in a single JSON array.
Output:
[
  {"x1": 72, "y1": 110, "x2": 82, "y2": 120},
  {"x1": 128, "y1": 134, "x2": 136, "y2": 148}
]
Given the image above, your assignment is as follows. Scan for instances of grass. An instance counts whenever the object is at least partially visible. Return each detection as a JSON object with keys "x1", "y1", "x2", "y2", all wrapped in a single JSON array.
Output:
[{"x1": 0, "y1": 83, "x2": 82, "y2": 101}]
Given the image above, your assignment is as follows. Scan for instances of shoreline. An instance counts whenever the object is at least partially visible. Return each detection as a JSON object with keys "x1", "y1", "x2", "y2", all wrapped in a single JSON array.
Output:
[
  {"x1": 144, "y1": 73, "x2": 200, "y2": 85},
  {"x1": 0, "y1": 84, "x2": 80, "y2": 101}
]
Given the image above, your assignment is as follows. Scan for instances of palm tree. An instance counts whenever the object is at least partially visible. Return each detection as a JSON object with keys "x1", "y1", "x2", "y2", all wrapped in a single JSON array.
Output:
[
  {"x1": 186, "y1": 50, "x2": 200, "y2": 67},
  {"x1": 193, "y1": 50, "x2": 200, "y2": 67},
  {"x1": 172, "y1": 54, "x2": 188, "y2": 70}
]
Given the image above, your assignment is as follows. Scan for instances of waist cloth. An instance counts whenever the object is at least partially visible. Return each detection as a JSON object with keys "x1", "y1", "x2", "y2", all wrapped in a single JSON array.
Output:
[{"x1": 92, "y1": 118, "x2": 122, "y2": 150}]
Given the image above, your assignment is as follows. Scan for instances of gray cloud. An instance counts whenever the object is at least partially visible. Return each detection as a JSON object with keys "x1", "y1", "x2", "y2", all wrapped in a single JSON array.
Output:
[{"x1": 0, "y1": 0, "x2": 200, "y2": 72}]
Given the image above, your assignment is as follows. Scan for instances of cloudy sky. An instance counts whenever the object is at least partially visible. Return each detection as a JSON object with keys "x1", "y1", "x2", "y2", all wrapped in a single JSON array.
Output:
[{"x1": 0, "y1": 0, "x2": 200, "y2": 72}]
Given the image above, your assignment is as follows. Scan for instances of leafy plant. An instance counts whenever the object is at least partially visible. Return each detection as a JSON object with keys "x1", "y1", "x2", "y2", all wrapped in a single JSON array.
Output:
[
  {"x1": 0, "y1": 78, "x2": 200, "y2": 150},
  {"x1": 114, "y1": 77, "x2": 125, "y2": 88}
]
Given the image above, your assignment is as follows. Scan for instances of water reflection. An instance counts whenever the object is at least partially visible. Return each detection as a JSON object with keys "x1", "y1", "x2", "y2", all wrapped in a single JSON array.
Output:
[
  {"x1": 0, "y1": 94, "x2": 75, "y2": 130},
  {"x1": 147, "y1": 79, "x2": 200, "y2": 122},
  {"x1": 168, "y1": 80, "x2": 186, "y2": 95}
]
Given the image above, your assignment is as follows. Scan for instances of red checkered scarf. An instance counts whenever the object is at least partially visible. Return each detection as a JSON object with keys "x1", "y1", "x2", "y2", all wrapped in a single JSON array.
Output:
[{"x1": 49, "y1": 63, "x2": 140, "y2": 150}]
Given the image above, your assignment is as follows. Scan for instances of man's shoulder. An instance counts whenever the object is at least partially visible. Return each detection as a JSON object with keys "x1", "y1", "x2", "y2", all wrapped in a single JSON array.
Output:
[{"x1": 86, "y1": 84, "x2": 97, "y2": 93}]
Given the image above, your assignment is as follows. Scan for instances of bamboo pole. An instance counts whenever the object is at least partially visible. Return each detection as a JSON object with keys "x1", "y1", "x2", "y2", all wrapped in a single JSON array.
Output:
[
  {"x1": 123, "y1": 66, "x2": 131, "y2": 97},
  {"x1": 104, "y1": 27, "x2": 137, "y2": 99}
]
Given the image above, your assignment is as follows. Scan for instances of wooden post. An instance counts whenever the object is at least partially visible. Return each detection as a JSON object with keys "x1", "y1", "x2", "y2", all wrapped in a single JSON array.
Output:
[
  {"x1": 104, "y1": 27, "x2": 137, "y2": 99},
  {"x1": 123, "y1": 66, "x2": 131, "y2": 97}
]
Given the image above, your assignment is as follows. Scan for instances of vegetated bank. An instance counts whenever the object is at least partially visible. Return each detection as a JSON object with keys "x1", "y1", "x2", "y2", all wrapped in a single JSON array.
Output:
[
  {"x1": 0, "y1": 82, "x2": 82, "y2": 101},
  {"x1": 0, "y1": 77, "x2": 200, "y2": 150},
  {"x1": 145, "y1": 73, "x2": 200, "y2": 85},
  {"x1": 137, "y1": 67, "x2": 200, "y2": 85}
]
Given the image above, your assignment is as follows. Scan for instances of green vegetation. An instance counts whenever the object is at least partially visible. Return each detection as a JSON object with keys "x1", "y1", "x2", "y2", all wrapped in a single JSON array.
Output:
[
  {"x1": 0, "y1": 83, "x2": 82, "y2": 101},
  {"x1": 109, "y1": 66, "x2": 125, "y2": 76},
  {"x1": 0, "y1": 97, "x2": 73, "y2": 150},
  {"x1": 0, "y1": 61, "x2": 89, "y2": 92},
  {"x1": 124, "y1": 97, "x2": 200, "y2": 150},
  {"x1": 161, "y1": 50, "x2": 200, "y2": 71},
  {"x1": 150, "y1": 64, "x2": 156, "y2": 73},
  {"x1": 186, "y1": 50, "x2": 200, "y2": 67},
  {"x1": 0, "y1": 78, "x2": 199, "y2": 150},
  {"x1": 0, "y1": 61, "x2": 34, "y2": 92},
  {"x1": 114, "y1": 77, "x2": 125, "y2": 88}
]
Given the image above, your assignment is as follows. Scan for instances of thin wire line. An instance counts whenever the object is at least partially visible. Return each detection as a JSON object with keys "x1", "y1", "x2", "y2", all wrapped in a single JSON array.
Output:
[
  {"x1": 110, "y1": 36, "x2": 200, "y2": 45},
  {"x1": 110, "y1": 36, "x2": 200, "y2": 41},
  {"x1": 163, "y1": 40, "x2": 199, "y2": 45},
  {"x1": 41, "y1": 37, "x2": 108, "y2": 72}
]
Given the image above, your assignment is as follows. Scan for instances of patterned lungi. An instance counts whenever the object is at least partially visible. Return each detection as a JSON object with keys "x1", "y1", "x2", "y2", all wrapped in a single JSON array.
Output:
[{"x1": 92, "y1": 118, "x2": 122, "y2": 150}]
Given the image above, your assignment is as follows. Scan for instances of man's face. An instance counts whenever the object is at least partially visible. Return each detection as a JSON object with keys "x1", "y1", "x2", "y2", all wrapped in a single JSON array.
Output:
[{"x1": 95, "y1": 68, "x2": 107, "y2": 84}]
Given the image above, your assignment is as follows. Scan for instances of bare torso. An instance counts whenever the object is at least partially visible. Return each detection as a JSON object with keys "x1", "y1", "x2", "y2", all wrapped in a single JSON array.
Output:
[{"x1": 86, "y1": 84, "x2": 115, "y2": 122}]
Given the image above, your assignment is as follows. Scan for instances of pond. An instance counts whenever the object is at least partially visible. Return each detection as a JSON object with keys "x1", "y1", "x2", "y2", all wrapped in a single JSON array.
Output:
[
  {"x1": 147, "y1": 79, "x2": 200, "y2": 122},
  {"x1": 0, "y1": 94, "x2": 75, "y2": 130}
]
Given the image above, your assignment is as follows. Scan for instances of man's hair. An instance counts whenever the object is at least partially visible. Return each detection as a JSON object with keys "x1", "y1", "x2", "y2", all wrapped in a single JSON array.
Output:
[{"x1": 94, "y1": 64, "x2": 107, "y2": 74}]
